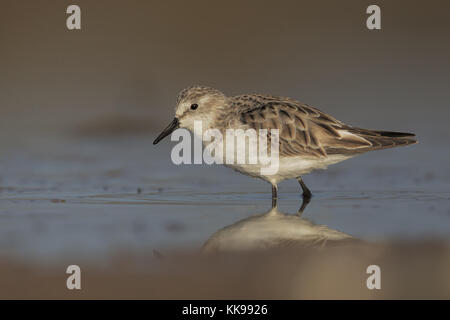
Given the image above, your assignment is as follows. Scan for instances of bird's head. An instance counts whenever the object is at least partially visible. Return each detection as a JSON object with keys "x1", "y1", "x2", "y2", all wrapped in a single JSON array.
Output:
[{"x1": 153, "y1": 86, "x2": 227, "y2": 144}]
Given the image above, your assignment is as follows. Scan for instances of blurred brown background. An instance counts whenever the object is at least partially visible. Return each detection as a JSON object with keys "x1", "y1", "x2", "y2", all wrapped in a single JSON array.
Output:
[
  {"x1": 0, "y1": 1, "x2": 449, "y2": 299},
  {"x1": 3, "y1": 242, "x2": 450, "y2": 299},
  {"x1": 1, "y1": 0, "x2": 449, "y2": 141}
]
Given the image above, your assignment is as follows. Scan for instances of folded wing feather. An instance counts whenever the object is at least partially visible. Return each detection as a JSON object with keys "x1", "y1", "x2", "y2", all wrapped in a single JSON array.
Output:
[{"x1": 240, "y1": 100, "x2": 375, "y2": 158}]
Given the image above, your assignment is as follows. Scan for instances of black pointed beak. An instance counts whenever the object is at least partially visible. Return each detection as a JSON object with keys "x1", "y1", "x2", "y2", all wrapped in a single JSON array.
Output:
[{"x1": 153, "y1": 118, "x2": 179, "y2": 145}]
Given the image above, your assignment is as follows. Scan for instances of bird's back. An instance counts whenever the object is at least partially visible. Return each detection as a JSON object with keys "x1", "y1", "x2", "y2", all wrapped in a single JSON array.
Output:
[{"x1": 230, "y1": 94, "x2": 416, "y2": 159}]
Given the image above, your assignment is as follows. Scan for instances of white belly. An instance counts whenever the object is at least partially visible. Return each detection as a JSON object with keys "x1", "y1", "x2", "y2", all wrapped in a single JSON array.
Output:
[
  {"x1": 225, "y1": 154, "x2": 352, "y2": 185},
  {"x1": 197, "y1": 130, "x2": 352, "y2": 184}
]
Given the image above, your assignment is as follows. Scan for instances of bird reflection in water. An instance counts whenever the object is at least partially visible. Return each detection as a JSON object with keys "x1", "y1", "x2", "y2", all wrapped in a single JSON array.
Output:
[{"x1": 203, "y1": 197, "x2": 355, "y2": 253}]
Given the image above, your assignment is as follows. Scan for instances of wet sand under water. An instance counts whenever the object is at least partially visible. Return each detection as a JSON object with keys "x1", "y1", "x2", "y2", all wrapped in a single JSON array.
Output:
[
  {"x1": 0, "y1": 134, "x2": 449, "y2": 298},
  {"x1": 1, "y1": 242, "x2": 450, "y2": 299}
]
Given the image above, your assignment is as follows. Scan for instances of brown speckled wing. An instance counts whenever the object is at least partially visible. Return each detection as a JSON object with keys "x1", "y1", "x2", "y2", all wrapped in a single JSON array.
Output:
[{"x1": 237, "y1": 97, "x2": 415, "y2": 158}]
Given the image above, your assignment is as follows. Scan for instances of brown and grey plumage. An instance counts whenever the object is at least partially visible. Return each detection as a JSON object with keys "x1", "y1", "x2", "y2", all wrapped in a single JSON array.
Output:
[
  {"x1": 235, "y1": 94, "x2": 416, "y2": 158},
  {"x1": 154, "y1": 86, "x2": 417, "y2": 207}
]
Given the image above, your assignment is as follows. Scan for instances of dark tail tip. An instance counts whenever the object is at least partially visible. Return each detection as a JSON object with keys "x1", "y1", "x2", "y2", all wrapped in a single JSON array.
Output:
[{"x1": 375, "y1": 130, "x2": 416, "y2": 138}]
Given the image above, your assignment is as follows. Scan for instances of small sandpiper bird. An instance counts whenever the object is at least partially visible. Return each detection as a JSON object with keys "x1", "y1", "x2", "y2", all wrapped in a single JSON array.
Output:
[{"x1": 153, "y1": 86, "x2": 416, "y2": 207}]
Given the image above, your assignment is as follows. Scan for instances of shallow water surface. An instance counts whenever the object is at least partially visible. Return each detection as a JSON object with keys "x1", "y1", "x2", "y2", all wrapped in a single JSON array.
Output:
[{"x1": 0, "y1": 134, "x2": 449, "y2": 264}]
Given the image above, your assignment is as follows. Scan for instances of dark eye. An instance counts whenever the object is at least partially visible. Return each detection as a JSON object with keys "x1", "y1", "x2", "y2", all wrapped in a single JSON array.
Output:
[{"x1": 190, "y1": 103, "x2": 198, "y2": 110}]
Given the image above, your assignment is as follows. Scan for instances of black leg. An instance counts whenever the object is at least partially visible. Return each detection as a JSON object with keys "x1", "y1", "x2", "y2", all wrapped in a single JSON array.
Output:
[
  {"x1": 298, "y1": 195, "x2": 311, "y2": 215},
  {"x1": 297, "y1": 177, "x2": 312, "y2": 199},
  {"x1": 297, "y1": 177, "x2": 312, "y2": 215},
  {"x1": 271, "y1": 184, "x2": 278, "y2": 208}
]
